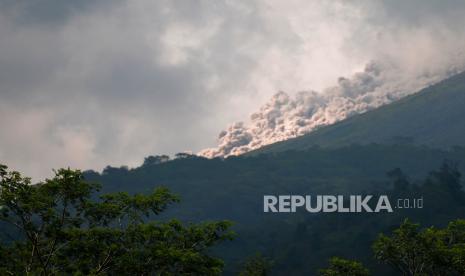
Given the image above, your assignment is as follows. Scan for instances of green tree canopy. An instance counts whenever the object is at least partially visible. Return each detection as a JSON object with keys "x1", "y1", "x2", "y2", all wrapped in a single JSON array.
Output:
[
  {"x1": 318, "y1": 257, "x2": 369, "y2": 276},
  {"x1": 373, "y1": 219, "x2": 465, "y2": 276},
  {"x1": 0, "y1": 164, "x2": 233, "y2": 275},
  {"x1": 238, "y1": 253, "x2": 273, "y2": 276}
]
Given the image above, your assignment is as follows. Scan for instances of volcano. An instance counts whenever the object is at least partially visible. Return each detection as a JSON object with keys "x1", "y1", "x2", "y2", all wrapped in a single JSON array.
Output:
[{"x1": 252, "y1": 71, "x2": 465, "y2": 154}]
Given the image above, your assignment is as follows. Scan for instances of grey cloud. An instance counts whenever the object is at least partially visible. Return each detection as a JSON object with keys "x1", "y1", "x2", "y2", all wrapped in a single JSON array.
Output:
[
  {"x1": 0, "y1": 0, "x2": 119, "y2": 26},
  {"x1": 200, "y1": 1, "x2": 465, "y2": 157},
  {"x1": 1, "y1": 0, "x2": 465, "y2": 180},
  {"x1": 0, "y1": 0, "x2": 272, "y2": 180},
  {"x1": 365, "y1": 0, "x2": 465, "y2": 27}
]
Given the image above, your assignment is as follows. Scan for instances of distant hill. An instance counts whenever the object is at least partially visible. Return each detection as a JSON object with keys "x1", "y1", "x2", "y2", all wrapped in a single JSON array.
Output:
[
  {"x1": 84, "y1": 144, "x2": 465, "y2": 275},
  {"x1": 80, "y1": 72, "x2": 465, "y2": 275},
  {"x1": 252, "y1": 71, "x2": 465, "y2": 154}
]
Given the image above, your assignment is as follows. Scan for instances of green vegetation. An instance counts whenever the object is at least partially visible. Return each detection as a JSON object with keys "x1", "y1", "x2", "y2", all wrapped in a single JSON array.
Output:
[
  {"x1": 82, "y1": 145, "x2": 465, "y2": 275},
  {"x1": 238, "y1": 254, "x2": 273, "y2": 276},
  {"x1": 319, "y1": 219, "x2": 465, "y2": 276},
  {"x1": 3, "y1": 60, "x2": 464, "y2": 275},
  {"x1": 1, "y1": 143, "x2": 465, "y2": 275},
  {"x1": 373, "y1": 219, "x2": 465, "y2": 275},
  {"x1": 0, "y1": 164, "x2": 233, "y2": 275},
  {"x1": 319, "y1": 257, "x2": 369, "y2": 276}
]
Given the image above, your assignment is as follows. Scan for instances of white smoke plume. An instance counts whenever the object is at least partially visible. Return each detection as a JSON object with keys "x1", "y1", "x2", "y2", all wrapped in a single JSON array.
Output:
[{"x1": 199, "y1": 58, "x2": 465, "y2": 158}]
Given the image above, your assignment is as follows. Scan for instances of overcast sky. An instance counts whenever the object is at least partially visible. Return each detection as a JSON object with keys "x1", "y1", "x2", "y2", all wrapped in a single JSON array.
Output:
[{"x1": 1, "y1": 0, "x2": 465, "y2": 180}]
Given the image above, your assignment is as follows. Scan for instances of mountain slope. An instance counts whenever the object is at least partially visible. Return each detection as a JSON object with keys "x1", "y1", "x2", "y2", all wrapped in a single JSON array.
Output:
[
  {"x1": 81, "y1": 72, "x2": 465, "y2": 275},
  {"x1": 84, "y1": 144, "x2": 465, "y2": 275},
  {"x1": 252, "y1": 71, "x2": 465, "y2": 154}
]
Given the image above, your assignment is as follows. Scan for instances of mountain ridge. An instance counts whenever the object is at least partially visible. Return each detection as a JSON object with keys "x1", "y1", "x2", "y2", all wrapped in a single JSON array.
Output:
[{"x1": 250, "y1": 70, "x2": 465, "y2": 154}]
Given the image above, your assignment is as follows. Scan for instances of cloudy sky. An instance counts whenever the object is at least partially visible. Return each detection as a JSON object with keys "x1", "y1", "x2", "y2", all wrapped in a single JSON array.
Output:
[{"x1": 1, "y1": 0, "x2": 465, "y2": 180}]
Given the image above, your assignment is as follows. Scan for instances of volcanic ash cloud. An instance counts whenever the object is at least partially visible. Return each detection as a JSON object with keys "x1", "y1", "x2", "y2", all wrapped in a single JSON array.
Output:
[{"x1": 199, "y1": 61, "x2": 463, "y2": 158}]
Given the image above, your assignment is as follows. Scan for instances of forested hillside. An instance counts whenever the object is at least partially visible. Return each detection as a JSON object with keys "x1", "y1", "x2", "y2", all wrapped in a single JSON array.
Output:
[{"x1": 83, "y1": 144, "x2": 465, "y2": 274}]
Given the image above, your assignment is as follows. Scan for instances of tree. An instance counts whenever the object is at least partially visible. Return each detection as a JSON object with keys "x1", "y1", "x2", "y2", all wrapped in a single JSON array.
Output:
[
  {"x1": 0, "y1": 164, "x2": 233, "y2": 275},
  {"x1": 318, "y1": 257, "x2": 369, "y2": 276},
  {"x1": 238, "y1": 254, "x2": 273, "y2": 276},
  {"x1": 427, "y1": 161, "x2": 464, "y2": 202},
  {"x1": 386, "y1": 168, "x2": 410, "y2": 193},
  {"x1": 142, "y1": 155, "x2": 170, "y2": 167},
  {"x1": 174, "y1": 152, "x2": 193, "y2": 159},
  {"x1": 373, "y1": 219, "x2": 465, "y2": 275}
]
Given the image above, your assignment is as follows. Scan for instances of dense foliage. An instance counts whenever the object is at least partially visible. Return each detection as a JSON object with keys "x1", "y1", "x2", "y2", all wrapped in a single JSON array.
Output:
[
  {"x1": 319, "y1": 257, "x2": 370, "y2": 276},
  {"x1": 2, "y1": 144, "x2": 465, "y2": 275},
  {"x1": 238, "y1": 254, "x2": 273, "y2": 276},
  {"x1": 319, "y1": 218, "x2": 465, "y2": 276},
  {"x1": 373, "y1": 219, "x2": 465, "y2": 275},
  {"x1": 0, "y1": 165, "x2": 233, "y2": 275},
  {"x1": 82, "y1": 144, "x2": 465, "y2": 275}
]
